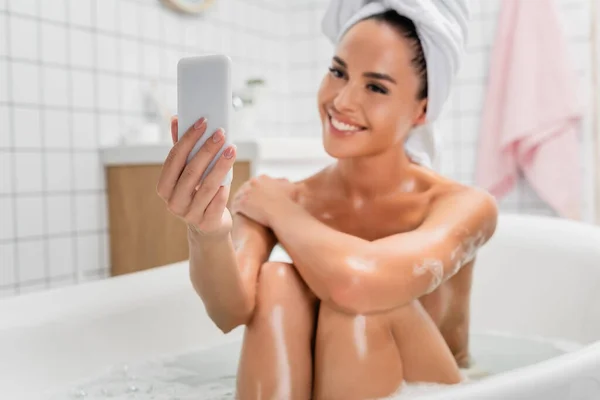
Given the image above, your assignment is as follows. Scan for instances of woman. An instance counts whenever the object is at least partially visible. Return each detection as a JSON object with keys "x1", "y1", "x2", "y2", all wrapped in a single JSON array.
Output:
[{"x1": 157, "y1": 6, "x2": 498, "y2": 400}]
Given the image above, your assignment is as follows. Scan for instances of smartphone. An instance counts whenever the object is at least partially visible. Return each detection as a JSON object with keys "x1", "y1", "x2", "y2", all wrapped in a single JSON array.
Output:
[{"x1": 177, "y1": 54, "x2": 233, "y2": 186}]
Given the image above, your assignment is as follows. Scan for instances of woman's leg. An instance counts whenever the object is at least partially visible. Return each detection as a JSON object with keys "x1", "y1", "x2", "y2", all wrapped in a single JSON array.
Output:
[
  {"x1": 236, "y1": 262, "x2": 318, "y2": 400},
  {"x1": 313, "y1": 300, "x2": 461, "y2": 400},
  {"x1": 391, "y1": 300, "x2": 463, "y2": 384}
]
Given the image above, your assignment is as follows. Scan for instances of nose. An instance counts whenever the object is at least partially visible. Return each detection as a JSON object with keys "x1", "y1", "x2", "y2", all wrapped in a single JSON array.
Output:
[{"x1": 332, "y1": 81, "x2": 359, "y2": 113}]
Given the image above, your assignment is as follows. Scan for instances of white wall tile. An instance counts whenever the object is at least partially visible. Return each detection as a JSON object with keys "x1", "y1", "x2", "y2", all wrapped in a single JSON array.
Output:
[
  {"x1": 0, "y1": 197, "x2": 14, "y2": 240},
  {"x1": 0, "y1": 152, "x2": 12, "y2": 194},
  {"x1": 0, "y1": 243, "x2": 16, "y2": 287},
  {"x1": 48, "y1": 236, "x2": 74, "y2": 277},
  {"x1": 95, "y1": 0, "x2": 117, "y2": 32},
  {"x1": 0, "y1": 106, "x2": 13, "y2": 150},
  {"x1": 13, "y1": 107, "x2": 42, "y2": 148},
  {"x1": 46, "y1": 194, "x2": 73, "y2": 234},
  {"x1": 72, "y1": 111, "x2": 97, "y2": 148},
  {"x1": 75, "y1": 193, "x2": 100, "y2": 231},
  {"x1": 120, "y1": 37, "x2": 140, "y2": 75},
  {"x1": 97, "y1": 74, "x2": 119, "y2": 111},
  {"x1": 142, "y1": 43, "x2": 161, "y2": 78},
  {"x1": 98, "y1": 114, "x2": 120, "y2": 146},
  {"x1": 40, "y1": 0, "x2": 66, "y2": 22},
  {"x1": 96, "y1": 34, "x2": 118, "y2": 72},
  {"x1": 11, "y1": 62, "x2": 40, "y2": 104},
  {"x1": 73, "y1": 152, "x2": 101, "y2": 190},
  {"x1": 16, "y1": 195, "x2": 44, "y2": 238},
  {"x1": 42, "y1": 66, "x2": 69, "y2": 107},
  {"x1": 41, "y1": 23, "x2": 68, "y2": 65},
  {"x1": 45, "y1": 152, "x2": 72, "y2": 192},
  {"x1": 17, "y1": 239, "x2": 45, "y2": 282},
  {"x1": 140, "y1": 5, "x2": 161, "y2": 41},
  {"x1": 9, "y1": 16, "x2": 38, "y2": 61},
  {"x1": 0, "y1": 14, "x2": 5, "y2": 57},
  {"x1": 69, "y1": 29, "x2": 94, "y2": 68},
  {"x1": 14, "y1": 152, "x2": 43, "y2": 193},
  {"x1": 71, "y1": 70, "x2": 95, "y2": 109},
  {"x1": 76, "y1": 234, "x2": 99, "y2": 273},
  {"x1": 7, "y1": 0, "x2": 37, "y2": 17},
  {"x1": 43, "y1": 109, "x2": 71, "y2": 149},
  {"x1": 68, "y1": 0, "x2": 92, "y2": 28},
  {"x1": 0, "y1": 61, "x2": 8, "y2": 103},
  {"x1": 118, "y1": 0, "x2": 139, "y2": 37}
]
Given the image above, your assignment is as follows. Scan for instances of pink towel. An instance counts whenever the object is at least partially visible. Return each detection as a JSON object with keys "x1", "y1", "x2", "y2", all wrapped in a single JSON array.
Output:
[{"x1": 475, "y1": 0, "x2": 583, "y2": 219}]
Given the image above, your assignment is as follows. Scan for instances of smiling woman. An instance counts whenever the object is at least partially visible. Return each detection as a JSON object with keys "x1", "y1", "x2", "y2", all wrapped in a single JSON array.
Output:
[{"x1": 156, "y1": 0, "x2": 499, "y2": 399}]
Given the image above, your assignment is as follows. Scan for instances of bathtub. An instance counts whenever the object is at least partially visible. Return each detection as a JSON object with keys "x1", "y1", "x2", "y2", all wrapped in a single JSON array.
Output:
[{"x1": 1, "y1": 213, "x2": 599, "y2": 399}]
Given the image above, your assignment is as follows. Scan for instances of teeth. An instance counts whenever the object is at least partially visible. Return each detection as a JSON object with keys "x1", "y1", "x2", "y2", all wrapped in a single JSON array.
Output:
[{"x1": 331, "y1": 116, "x2": 362, "y2": 132}]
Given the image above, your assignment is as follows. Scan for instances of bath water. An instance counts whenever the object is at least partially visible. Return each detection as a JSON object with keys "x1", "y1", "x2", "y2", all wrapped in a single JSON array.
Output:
[{"x1": 46, "y1": 332, "x2": 582, "y2": 400}]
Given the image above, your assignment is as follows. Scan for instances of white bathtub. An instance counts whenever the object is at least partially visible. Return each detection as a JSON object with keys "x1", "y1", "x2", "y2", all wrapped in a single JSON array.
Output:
[{"x1": 1, "y1": 213, "x2": 600, "y2": 399}]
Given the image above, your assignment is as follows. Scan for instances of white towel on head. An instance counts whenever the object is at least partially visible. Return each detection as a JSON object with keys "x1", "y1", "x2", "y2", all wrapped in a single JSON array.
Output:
[{"x1": 321, "y1": 0, "x2": 470, "y2": 170}]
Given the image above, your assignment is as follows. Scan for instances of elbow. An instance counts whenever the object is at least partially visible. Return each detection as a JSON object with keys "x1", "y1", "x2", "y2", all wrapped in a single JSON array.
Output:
[
  {"x1": 328, "y1": 272, "x2": 373, "y2": 315},
  {"x1": 208, "y1": 299, "x2": 254, "y2": 334}
]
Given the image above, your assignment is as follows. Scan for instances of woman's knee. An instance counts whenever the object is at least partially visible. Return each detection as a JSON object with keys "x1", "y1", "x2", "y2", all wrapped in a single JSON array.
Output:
[{"x1": 254, "y1": 262, "x2": 315, "y2": 312}]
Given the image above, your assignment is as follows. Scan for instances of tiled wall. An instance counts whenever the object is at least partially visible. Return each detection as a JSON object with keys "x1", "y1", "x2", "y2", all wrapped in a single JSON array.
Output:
[
  {"x1": 0, "y1": 0, "x2": 597, "y2": 298},
  {"x1": 286, "y1": 0, "x2": 596, "y2": 221},
  {"x1": 0, "y1": 0, "x2": 286, "y2": 297}
]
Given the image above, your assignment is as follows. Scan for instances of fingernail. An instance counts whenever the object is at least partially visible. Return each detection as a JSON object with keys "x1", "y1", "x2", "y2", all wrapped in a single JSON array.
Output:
[
  {"x1": 194, "y1": 117, "x2": 206, "y2": 130},
  {"x1": 223, "y1": 145, "x2": 235, "y2": 159},
  {"x1": 212, "y1": 128, "x2": 224, "y2": 143}
]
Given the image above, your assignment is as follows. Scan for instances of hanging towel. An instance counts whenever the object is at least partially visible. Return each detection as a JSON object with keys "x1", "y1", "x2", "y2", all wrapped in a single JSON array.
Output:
[
  {"x1": 321, "y1": 0, "x2": 470, "y2": 170},
  {"x1": 475, "y1": 0, "x2": 583, "y2": 219}
]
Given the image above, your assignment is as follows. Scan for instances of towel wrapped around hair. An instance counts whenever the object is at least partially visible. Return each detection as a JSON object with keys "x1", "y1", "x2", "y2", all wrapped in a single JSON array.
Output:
[{"x1": 321, "y1": 0, "x2": 470, "y2": 170}]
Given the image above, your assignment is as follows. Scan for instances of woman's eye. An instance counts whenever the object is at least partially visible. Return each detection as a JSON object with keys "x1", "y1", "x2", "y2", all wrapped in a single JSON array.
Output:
[
  {"x1": 367, "y1": 84, "x2": 388, "y2": 95},
  {"x1": 328, "y1": 67, "x2": 344, "y2": 79}
]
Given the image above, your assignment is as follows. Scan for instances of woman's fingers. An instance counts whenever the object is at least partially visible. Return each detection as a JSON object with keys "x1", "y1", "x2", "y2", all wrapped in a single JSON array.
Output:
[
  {"x1": 189, "y1": 185, "x2": 231, "y2": 231},
  {"x1": 187, "y1": 144, "x2": 236, "y2": 220},
  {"x1": 156, "y1": 117, "x2": 207, "y2": 205},
  {"x1": 171, "y1": 115, "x2": 178, "y2": 145},
  {"x1": 168, "y1": 128, "x2": 228, "y2": 213}
]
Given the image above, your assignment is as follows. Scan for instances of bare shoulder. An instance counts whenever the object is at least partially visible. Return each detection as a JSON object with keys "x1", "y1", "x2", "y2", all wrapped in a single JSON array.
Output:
[{"x1": 419, "y1": 168, "x2": 499, "y2": 240}]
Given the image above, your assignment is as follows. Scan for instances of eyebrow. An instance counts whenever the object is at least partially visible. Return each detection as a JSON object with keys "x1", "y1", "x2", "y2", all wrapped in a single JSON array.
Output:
[{"x1": 333, "y1": 56, "x2": 397, "y2": 85}]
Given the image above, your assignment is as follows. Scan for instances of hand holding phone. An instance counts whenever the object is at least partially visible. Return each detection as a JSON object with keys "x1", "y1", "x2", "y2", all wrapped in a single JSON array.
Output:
[{"x1": 156, "y1": 55, "x2": 237, "y2": 236}]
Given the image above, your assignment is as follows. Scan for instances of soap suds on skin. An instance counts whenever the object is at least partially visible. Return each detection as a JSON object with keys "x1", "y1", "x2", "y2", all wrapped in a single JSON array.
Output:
[
  {"x1": 413, "y1": 259, "x2": 444, "y2": 294},
  {"x1": 353, "y1": 315, "x2": 368, "y2": 360},
  {"x1": 347, "y1": 256, "x2": 376, "y2": 272},
  {"x1": 449, "y1": 230, "x2": 487, "y2": 277},
  {"x1": 270, "y1": 305, "x2": 291, "y2": 399}
]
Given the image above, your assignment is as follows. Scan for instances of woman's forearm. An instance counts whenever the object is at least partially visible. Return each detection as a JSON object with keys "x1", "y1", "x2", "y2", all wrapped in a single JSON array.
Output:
[
  {"x1": 188, "y1": 227, "x2": 252, "y2": 333},
  {"x1": 267, "y1": 201, "x2": 368, "y2": 306}
]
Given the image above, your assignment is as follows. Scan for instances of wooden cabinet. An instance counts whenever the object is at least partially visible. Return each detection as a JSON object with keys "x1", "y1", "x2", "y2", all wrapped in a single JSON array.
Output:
[{"x1": 105, "y1": 161, "x2": 251, "y2": 276}]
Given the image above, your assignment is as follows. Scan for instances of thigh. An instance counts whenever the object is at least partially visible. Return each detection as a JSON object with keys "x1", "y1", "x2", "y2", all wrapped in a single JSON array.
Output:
[
  {"x1": 236, "y1": 262, "x2": 318, "y2": 400},
  {"x1": 391, "y1": 300, "x2": 462, "y2": 384},
  {"x1": 313, "y1": 303, "x2": 403, "y2": 400}
]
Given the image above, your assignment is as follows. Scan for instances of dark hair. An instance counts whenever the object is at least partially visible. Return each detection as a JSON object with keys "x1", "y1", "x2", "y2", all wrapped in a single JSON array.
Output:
[{"x1": 368, "y1": 11, "x2": 428, "y2": 100}]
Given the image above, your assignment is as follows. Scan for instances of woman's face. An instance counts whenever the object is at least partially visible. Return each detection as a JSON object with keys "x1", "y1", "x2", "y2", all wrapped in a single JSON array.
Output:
[{"x1": 317, "y1": 18, "x2": 427, "y2": 159}]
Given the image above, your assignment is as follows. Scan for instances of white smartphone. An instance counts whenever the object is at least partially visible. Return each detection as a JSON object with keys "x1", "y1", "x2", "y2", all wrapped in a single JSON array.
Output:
[{"x1": 177, "y1": 54, "x2": 233, "y2": 186}]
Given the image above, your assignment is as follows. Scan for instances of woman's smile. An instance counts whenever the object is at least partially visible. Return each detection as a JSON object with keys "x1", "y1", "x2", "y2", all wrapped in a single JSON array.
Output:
[{"x1": 326, "y1": 111, "x2": 367, "y2": 138}]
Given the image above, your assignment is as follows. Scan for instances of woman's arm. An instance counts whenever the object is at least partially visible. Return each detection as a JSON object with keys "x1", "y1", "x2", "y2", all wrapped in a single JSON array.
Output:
[
  {"x1": 189, "y1": 213, "x2": 277, "y2": 333},
  {"x1": 264, "y1": 187, "x2": 498, "y2": 315}
]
